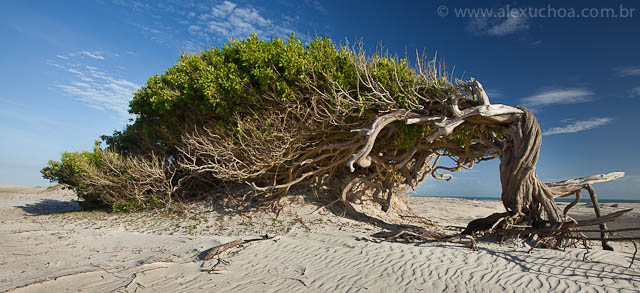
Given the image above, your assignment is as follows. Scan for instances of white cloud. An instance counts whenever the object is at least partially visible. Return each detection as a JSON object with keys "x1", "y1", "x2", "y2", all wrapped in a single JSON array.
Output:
[
  {"x1": 80, "y1": 51, "x2": 105, "y2": 60},
  {"x1": 48, "y1": 53, "x2": 139, "y2": 117},
  {"x1": 544, "y1": 117, "x2": 613, "y2": 135},
  {"x1": 56, "y1": 82, "x2": 133, "y2": 116},
  {"x1": 46, "y1": 60, "x2": 66, "y2": 69},
  {"x1": 487, "y1": 14, "x2": 529, "y2": 36},
  {"x1": 67, "y1": 68, "x2": 83, "y2": 75},
  {"x1": 233, "y1": 7, "x2": 270, "y2": 27},
  {"x1": 206, "y1": 1, "x2": 236, "y2": 18},
  {"x1": 57, "y1": 51, "x2": 108, "y2": 61},
  {"x1": 521, "y1": 88, "x2": 594, "y2": 107},
  {"x1": 72, "y1": 81, "x2": 90, "y2": 87},
  {"x1": 114, "y1": 1, "x2": 305, "y2": 50},
  {"x1": 90, "y1": 70, "x2": 106, "y2": 78},
  {"x1": 467, "y1": 12, "x2": 529, "y2": 37},
  {"x1": 614, "y1": 66, "x2": 640, "y2": 77},
  {"x1": 485, "y1": 89, "x2": 502, "y2": 98},
  {"x1": 198, "y1": 2, "x2": 287, "y2": 40},
  {"x1": 631, "y1": 87, "x2": 640, "y2": 97}
]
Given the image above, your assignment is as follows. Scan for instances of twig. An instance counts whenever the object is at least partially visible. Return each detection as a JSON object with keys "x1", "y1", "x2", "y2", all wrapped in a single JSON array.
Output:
[
  {"x1": 201, "y1": 257, "x2": 229, "y2": 274},
  {"x1": 630, "y1": 241, "x2": 638, "y2": 269},
  {"x1": 573, "y1": 227, "x2": 640, "y2": 233}
]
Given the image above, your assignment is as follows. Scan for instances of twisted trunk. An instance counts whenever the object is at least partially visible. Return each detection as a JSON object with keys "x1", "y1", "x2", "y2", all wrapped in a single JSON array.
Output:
[{"x1": 499, "y1": 108, "x2": 562, "y2": 226}]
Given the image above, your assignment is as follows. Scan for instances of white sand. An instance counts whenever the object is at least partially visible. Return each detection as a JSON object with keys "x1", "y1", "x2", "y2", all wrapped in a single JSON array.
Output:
[{"x1": 1, "y1": 186, "x2": 639, "y2": 292}]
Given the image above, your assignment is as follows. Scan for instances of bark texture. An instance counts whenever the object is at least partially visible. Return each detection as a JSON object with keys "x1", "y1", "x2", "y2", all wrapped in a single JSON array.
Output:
[{"x1": 499, "y1": 108, "x2": 561, "y2": 227}]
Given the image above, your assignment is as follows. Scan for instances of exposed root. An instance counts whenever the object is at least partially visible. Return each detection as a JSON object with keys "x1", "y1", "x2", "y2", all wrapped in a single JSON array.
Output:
[
  {"x1": 563, "y1": 190, "x2": 581, "y2": 217},
  {"x1": 467, "y1": 208, "x2": 636, "y2": 253},
  {"x1": 461, "y1": 212, "x2": 508, "y2": 235},
  {"x1": 371, "y1": 228, "x2": 446, "y2": 242},
  {"x1": 371, "y1": 227, "x2": 479, "y2": 250}
]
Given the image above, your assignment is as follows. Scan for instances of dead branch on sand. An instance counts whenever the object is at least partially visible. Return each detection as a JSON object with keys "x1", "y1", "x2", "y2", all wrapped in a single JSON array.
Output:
[{"x1": 200, "y1": 234, "x2": 275, "y2": 261}]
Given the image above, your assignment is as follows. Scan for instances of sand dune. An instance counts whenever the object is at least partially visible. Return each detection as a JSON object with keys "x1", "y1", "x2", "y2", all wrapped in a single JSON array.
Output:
[{"x1": 1, "y1": 186, "x2": 638, "y2": 292}]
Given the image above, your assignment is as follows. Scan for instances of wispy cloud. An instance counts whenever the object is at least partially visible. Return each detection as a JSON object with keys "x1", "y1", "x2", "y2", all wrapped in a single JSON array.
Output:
[
  {"x1": 130, "y1": 23, "x2": 166, "y2": 44},
  {"x1": 467, "y1": 12, "x2": 529, "y2": 36},
  {"x1": 67, "y1": 68, "x2": 82, "y2": 75},
  {"x1": 631, "y1": 87, "x2": 640, "y2": 97},
  {"x1": 80, "y1": 51, "x2": 105, "y2": 60},
  {"x1": 487, "y1": 14, "x2": 528, "y2": 36},
  {"x1": 113, "y1": 1, "x2": 316, "y2": 52},
  {"x1": 529, "y1": 40, "x2": 542, "y2": 48},
  {"x1": 485, "y1": 89, "x2": 502, "y2": 98},
  {"x1": 198, "y1": 1, "x2": 291, "y2": 41},
  {"x1": 544, "y1": 117, "x2": 613, "y2": 135},
  {"x1": 614, "y1": 66, "x2": 640, "y2": 77},
  {"x1": 304, "y1": 0, "x2": 327, "y2": 14},
  {"x1": 521, "y1": 88, "x2": 595, "y2": 107},
  {"x1": 46, "y1": 59, "x2": 66, "y2": 69},
  {"x1": 207, "y1": 1, "x2": 236, "y2": 18},
  {"x1": 48, "y1": 52, "x2": 139, "y2": 117}
]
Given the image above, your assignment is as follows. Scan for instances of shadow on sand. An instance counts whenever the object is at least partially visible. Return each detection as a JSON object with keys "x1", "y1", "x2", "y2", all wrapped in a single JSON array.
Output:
[{"x1": 16, "y1": 199, "x2": 83, "y2": 215}]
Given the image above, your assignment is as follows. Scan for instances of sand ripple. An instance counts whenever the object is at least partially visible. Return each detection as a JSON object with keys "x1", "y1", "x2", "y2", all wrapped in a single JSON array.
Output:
[{"x1": 205, "y1": 232, "x2": 640, "y2": 292}]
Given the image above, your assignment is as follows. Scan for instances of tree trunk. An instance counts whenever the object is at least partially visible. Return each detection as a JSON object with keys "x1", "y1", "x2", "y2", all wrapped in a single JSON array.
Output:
[{"x1": 499, "y1": 107, "x2": 562, "y2": 227}]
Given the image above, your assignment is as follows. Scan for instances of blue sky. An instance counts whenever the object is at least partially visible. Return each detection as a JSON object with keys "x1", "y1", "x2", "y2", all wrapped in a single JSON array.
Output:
[{"x1": 1, "y1": 1, "x2": 639, "y2": 199}]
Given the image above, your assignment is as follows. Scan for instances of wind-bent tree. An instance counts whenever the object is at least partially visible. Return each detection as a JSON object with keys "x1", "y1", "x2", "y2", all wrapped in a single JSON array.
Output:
[{"x1": 43, "y1": 34, "x2": 625, "y2": 245}]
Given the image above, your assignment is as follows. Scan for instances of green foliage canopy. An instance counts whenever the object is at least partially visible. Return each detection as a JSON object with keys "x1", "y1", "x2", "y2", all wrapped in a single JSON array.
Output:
[{"x1": 115, "y1": 33, "x2": 447, "y2": 155}]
